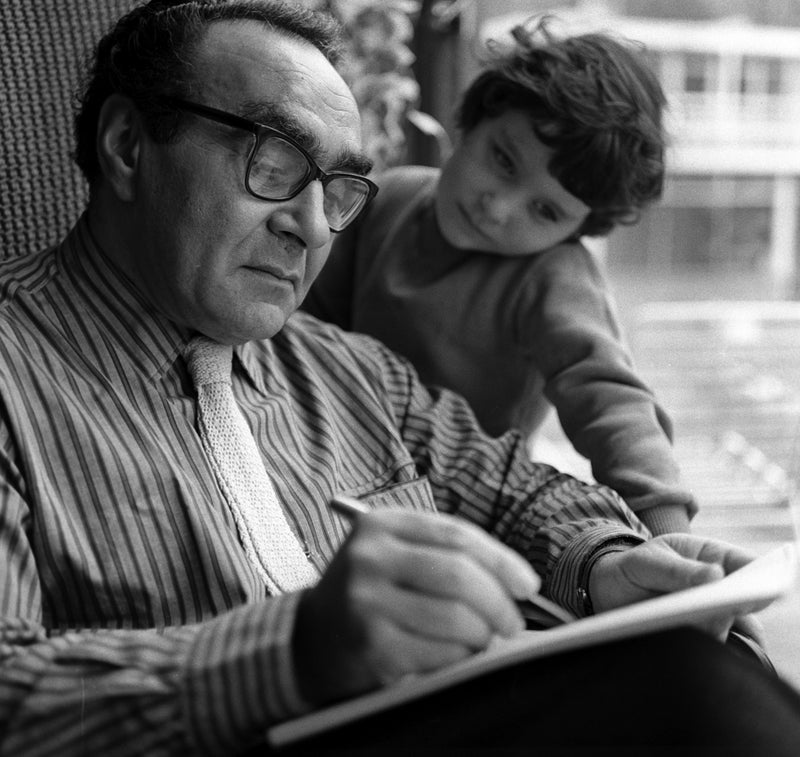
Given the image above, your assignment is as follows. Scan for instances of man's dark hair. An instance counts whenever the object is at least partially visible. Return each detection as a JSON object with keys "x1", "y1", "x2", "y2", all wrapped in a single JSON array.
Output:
[
  {"x1": 73, "y1": 0, "x2": 344, "y2": 185},
  {"x1": 457, "y1": 16, "x2": 667, "y2": 238}
]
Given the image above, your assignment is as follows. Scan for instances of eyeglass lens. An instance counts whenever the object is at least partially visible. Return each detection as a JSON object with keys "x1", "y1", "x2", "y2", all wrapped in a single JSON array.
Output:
[
  {"x1": 323, "y1": 177, "x2": 373, "y2": 230},
  {"x1": 248, "y1": 137, "x2": 309, "y2": 198},
  {"x1": 249, "y1": 134, "x2": 370, "y2": 231}
]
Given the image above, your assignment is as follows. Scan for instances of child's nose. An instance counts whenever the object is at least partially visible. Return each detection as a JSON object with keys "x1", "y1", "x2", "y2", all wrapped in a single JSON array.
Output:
[{"x1": 480, "y1": 191, "x2": 517, "y2": 225}]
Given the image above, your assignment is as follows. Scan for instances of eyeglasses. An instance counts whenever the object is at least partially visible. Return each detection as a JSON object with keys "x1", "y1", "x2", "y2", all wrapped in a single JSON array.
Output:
[{"x1": 157, "y1": 96, "x2": 378, "y2": 232}]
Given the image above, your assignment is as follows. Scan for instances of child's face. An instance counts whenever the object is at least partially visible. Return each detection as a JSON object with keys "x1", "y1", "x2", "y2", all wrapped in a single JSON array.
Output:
[{"x1": 434, "y1": 109, "x2": 590, "y2": 255}]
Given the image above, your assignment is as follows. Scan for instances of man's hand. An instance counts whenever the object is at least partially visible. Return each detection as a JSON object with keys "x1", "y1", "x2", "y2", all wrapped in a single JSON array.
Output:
[
  {"x1": 292, "y1": 509, "x2": 541, "y2": 706},
  {"x1": 589, "y1": 534, "x2": 768, "y2": 640}
]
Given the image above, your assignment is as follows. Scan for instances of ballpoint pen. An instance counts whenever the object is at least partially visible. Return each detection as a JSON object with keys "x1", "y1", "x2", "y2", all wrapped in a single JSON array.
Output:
[{"x1": 329, "y1": 494, "x2": 575, "y2": 628}]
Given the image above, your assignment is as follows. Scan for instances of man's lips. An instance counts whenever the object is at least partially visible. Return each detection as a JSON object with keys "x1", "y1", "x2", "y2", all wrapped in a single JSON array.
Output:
[{"x1": 245, "y1": 265, "x2": 299, "y2": 286}]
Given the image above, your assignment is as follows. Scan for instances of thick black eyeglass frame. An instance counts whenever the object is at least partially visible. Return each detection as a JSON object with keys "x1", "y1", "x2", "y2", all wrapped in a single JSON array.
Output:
[{"x1": 156, "y1": 96, "x2": 378, "y2": 231}]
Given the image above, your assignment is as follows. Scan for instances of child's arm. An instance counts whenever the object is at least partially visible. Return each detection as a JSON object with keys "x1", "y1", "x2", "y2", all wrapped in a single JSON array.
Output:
[{"x1": 526, "y1": 245, "x2": 696, "y2": 535}]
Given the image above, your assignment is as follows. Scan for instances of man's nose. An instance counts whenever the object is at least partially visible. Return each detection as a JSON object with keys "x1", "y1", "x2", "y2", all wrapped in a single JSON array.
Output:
[{"x1": 270, "y1": 180, "x2": 331, "y2": 250}]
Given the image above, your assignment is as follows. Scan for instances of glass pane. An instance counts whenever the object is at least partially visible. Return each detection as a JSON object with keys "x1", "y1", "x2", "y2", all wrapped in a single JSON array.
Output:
[
  {"x1": 323, "y1": 177, "x2": 370, "y2": 228},
  {"x1": 249, "y1": 136, "x2": 310, "y2": 198}
]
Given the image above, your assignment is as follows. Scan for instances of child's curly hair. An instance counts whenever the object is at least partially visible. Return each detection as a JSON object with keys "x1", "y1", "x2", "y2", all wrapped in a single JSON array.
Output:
[{"x1": 457, "y1": 16, "x2": 667, "y2": 237}]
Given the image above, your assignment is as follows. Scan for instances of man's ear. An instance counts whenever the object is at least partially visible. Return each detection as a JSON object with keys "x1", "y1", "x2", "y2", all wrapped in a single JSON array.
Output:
[{"x1": 96, "y1": 94, "x2": 144, "y2": 202}]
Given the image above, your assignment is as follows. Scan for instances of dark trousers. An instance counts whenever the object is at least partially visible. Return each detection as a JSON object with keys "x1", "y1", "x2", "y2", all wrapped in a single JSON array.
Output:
[{"x1": 280, "y1": 628, "x2": 800, "y2": 756}]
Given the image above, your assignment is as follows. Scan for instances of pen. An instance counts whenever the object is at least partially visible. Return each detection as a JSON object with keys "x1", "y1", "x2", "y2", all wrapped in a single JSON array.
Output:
[
  {"x1": 329, "y1": 494, "x2": 575, "y2": 628},
  {"x1": 330, "y1": 494, "x2": 371, "y2": 518}
]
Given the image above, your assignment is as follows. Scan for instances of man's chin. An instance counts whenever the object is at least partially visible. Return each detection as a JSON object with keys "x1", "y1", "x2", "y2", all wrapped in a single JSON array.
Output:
[
  {"x1": 196, "y1": 309, "x2": 292, "y2": 346},
  {"x1": 234, "y1": 319, "x2": 289, "y2": 344}
]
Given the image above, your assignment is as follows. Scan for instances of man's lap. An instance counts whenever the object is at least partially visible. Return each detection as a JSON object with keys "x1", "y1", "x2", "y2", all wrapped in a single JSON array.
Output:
[{"x1": 281, "y1": 628, "x2": 800, "y2": 756}]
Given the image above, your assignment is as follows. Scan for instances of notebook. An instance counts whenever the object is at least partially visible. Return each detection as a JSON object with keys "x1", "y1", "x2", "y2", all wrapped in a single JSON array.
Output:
[{"x1": 268, "y1": 542, "x2": 798, "y2": 747}]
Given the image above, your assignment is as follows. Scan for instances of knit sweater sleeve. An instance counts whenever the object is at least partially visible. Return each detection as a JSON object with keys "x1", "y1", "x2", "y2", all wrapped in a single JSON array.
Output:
[{"x1": 515, "y1": 242, "x2": 696, "y2": 534}]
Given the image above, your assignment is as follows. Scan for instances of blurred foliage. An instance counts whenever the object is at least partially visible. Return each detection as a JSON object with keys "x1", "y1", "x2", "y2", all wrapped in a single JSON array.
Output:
[{"x1": 299, "y1": 0, "x2": 424, "y2": 171}]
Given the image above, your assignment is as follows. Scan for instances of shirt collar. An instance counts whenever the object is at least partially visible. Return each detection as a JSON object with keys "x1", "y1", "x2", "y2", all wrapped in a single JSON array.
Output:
[
  {"x1": 234, "y1": 332, "x2": 278, "y2": 396},
  {"x1": 61, "y1": 214, "x2": 188, "y2": 381}
]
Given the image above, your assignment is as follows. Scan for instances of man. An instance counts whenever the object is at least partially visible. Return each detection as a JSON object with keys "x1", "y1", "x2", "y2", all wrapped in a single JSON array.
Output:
[{"x1": 0, "y1": 1, "x2": 798, "y2": 755}]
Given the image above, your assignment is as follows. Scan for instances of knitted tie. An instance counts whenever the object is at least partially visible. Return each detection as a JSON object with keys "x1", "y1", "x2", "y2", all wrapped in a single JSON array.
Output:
[{"x1": 185, "y1": 336, "x2": 318, "y2": 594}]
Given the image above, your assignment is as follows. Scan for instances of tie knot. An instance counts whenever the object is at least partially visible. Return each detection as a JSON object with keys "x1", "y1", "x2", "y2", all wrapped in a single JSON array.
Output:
[{"x1": 185, "y1": 336, "x2": 233, "y2": 387}]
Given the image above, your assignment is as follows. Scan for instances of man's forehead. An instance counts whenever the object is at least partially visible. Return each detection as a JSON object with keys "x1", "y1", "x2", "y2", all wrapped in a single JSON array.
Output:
[
  {"x1": 194, "y1": 20, "x2": 368, "y2": 170},
  {"x1": 194, "y1": 20, "x2": 340, "y2": 103}
]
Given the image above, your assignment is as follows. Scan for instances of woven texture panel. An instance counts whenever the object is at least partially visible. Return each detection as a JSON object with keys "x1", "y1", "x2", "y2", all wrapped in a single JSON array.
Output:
[{"x1": 0, "y1": 0, "x2": 143, "y2": 258}]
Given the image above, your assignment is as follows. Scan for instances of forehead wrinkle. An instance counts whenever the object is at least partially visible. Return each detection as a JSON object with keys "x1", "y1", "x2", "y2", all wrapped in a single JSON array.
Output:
[
  {"x1": 238, "y1": 98, "x2": 373, "y2": 175},
  {"x1": 239, "y1": 99, "x2": 316, "y2": 149}
]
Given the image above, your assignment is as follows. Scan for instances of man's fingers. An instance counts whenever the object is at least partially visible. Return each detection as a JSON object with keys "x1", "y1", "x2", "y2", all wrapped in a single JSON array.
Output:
[
  {"x1": 653, "y1": 534, "x2": 756, "y2": 577},
  {"x1": 364, "y1": 615, "x2": 479, "y2": 687},
  {"x1": 355, "y1": 579, "x2": 498, "y2": 649},
  {"x1": 363, "y1": 509, "x2": 541, "y2": 600},
  {"x1": 687, "y1": 561, "x2": 725, "y2": 587},
  {"x1": 621, "y1": 541, "x2": 725, "y2": 595},
  {"x1": 382, "y1": 543, "x2": 525, "y2": 637},
  {"x1": 591, "y1": 535, "x2": 765, "y2": 621},
  {"x1": 345, "y1": 518, "x2": 525, "y2": 637},
  {"x1": 349, "y1": 510, "x2": 538, "y2": 637},
  {"x1": 697, "y1": 540, "x2": 756, "y2": 575}
]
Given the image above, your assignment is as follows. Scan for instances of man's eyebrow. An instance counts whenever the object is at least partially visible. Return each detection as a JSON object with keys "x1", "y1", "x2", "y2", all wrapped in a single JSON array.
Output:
[
  {"x1": 240, "y1": 100, "x2": 311, "y2": 143},
  {"x1": 239, "y1": 100, "x2": 374, "y2": 176},
  {"x1": 332, "y1": 149, "x2": 373, "y2": 176}
]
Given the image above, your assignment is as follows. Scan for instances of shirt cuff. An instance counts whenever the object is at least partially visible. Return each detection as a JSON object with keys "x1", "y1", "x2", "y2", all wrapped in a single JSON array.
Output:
[
  {"x1": 547, "y1": 524, "x2": 647, "y2": 618},
  {"x1": 181, "y1": 592, "x2": 310, "y2": 756}
]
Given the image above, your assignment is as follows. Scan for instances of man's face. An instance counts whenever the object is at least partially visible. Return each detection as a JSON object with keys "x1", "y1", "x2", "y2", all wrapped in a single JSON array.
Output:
[
  {"x1": 129, "y1": 21, "x2": 367, "y2": 344},
  {"x1": 434, "y1": 109, "x2": 590, "y2": 256}
]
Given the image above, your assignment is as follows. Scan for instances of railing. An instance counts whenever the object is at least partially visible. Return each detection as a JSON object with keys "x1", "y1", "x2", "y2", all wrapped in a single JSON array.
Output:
[
  {"x1": 666, "y1": 92, "x2": 800, "y2": 148},
  {"x1": 629, "y1": 301, "x2": 800, "y2": 537}
]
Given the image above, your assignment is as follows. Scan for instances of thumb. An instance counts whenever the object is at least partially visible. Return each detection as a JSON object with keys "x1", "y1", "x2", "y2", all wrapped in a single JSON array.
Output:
[
  {"x1": 638, "y1": 544, "x2": 726, "y2": 593},
  {"x1": 687, "y1": 560, "x2": 725, "y2": 587}
]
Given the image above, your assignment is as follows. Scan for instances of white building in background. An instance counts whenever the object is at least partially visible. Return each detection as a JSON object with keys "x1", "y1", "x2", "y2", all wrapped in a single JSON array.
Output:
[{"x1": 474, "y1": 9, "x2": 800, "y2": 301}]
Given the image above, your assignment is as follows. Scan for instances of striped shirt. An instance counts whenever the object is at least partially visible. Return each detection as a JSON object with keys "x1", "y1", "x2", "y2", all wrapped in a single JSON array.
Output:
[{"x1": 0, "y1": 217, "x2": 647, "y2": 756}]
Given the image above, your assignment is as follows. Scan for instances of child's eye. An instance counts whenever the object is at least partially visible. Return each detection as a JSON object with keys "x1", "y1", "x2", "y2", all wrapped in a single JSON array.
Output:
[
  {"x1": 531, "y1": 201, "x2": 558, "y2": 222},
  {"x1": 490, "y1": 143, "x2": 515, "y2": 175}
]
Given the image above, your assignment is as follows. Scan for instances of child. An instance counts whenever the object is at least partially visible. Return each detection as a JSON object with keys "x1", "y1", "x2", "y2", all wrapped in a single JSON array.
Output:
[{"x1": 301, "y1": 17, "x2": 695, "y2": 535}]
